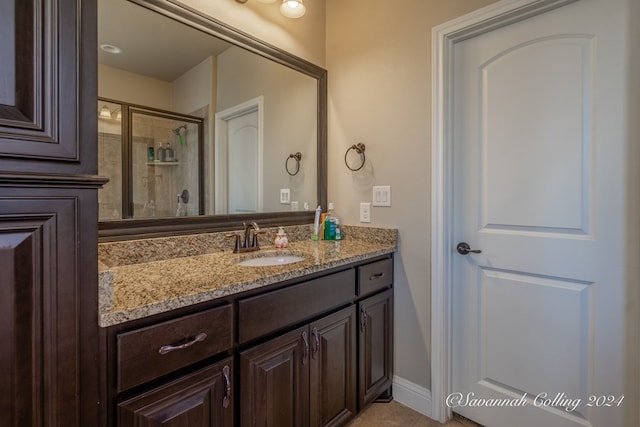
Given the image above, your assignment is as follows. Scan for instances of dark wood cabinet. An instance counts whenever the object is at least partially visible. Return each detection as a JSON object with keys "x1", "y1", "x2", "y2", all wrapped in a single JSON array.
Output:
[
  {"x1": 0, "y1": 0, "x2": 103, "y2": 425},
  {"x1": 240, "y1": 306, "x2": 356, "y2": 427},
  {"x1": 358, "y1": 289, "x2": 393, "y2": 408},
  {"x1": 106, "y1": 304, "x2": 235, "y2": 426},
  {"x1": 117, "y1": 305, "x2": 233, "y2": 392},
  {"x1": 309, "y1": 307, "x2": 357, "y2": 427},
  {"x1": 240, "y1": 325, "x2": 310, "y2": 427},
  {"x1": 105, "y1": 256, "x2": 393, "y2": 427},
  {"x1": 118, "y1": 358, "x2": 234, "y2": 427}
]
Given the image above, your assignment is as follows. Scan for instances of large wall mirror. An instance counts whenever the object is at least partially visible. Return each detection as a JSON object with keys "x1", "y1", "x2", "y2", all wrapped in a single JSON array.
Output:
[{"x1": 98, "y1": 0, "x2": 327, "y2": 240}]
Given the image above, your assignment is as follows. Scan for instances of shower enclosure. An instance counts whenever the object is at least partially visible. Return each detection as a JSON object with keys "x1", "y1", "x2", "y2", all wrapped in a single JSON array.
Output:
[{"x1": 98, "y1": 99, "x2": 204, "y2": 220}]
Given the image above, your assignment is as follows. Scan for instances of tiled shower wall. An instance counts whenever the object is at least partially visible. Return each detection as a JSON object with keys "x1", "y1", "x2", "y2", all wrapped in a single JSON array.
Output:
[{"x1": 98, "y1": 110, "x2": 203, "y2": 220}]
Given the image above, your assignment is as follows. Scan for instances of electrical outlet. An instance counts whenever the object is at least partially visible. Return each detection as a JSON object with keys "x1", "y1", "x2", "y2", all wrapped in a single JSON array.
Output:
[
  {"x1": 360, "y1": 202, "x2": 371, "y2": 223},
  {"x1": 290, "y1": 201, "x2": 299, "y2": 211},
  {"x1": 280, "y1": 188, "x2": 290, "y2": 204},
  {"x1": 372, "y1": 185, "x2": 391, "y2": 207}
]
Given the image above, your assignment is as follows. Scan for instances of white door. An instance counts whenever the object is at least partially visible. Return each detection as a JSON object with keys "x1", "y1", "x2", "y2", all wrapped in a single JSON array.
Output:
[
  {"x1": 451, "y1": 1, "x2": 626, "y2": 426},
  {"x1": 228, "y1": 110, "x2": 259, "y2": 213},
  {"x1": 215, "y1": 97, "x2": 264, "y2": 214}
]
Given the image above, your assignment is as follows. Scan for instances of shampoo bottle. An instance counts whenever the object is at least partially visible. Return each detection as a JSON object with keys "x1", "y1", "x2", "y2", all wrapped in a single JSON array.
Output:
[
  {"x1": 157, "y1": 144, "x2": 166, "y2": 162},
  {"x1": 166, "y1": 143, "x2": 175, "y2": 162}
]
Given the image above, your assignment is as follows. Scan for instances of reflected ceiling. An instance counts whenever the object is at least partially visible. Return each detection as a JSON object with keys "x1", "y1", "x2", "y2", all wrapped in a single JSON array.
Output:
[{"x1": 98, "y1": 0, "x2": 232, "y2": 81}]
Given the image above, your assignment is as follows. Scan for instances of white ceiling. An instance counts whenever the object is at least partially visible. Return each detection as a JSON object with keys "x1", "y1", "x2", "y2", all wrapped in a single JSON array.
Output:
[{"x1": 98, "y1": 0, "x2": 232, "y2": 82}]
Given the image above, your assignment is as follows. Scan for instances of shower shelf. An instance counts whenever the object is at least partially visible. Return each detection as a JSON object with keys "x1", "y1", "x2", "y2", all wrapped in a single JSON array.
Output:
[{"x1": 147, "y1": 162, "x2": 180, "y2": 166}]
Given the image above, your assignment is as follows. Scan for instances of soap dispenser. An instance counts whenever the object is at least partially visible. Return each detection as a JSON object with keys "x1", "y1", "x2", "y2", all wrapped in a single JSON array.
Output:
[{"x1": 274, "y1": 227, "x2": 288, "y2": 248}]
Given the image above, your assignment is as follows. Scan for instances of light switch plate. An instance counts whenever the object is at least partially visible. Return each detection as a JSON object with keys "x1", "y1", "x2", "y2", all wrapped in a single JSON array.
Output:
[
  {"x1": 360, "y1": 202, "x2": 371, "y2": 223},
  {"x1": 372, "y1": 185, "x2": 391, "y2": 207},
  {"x1": 280, "y1": 188, "x2": 290, "y2": 204}
]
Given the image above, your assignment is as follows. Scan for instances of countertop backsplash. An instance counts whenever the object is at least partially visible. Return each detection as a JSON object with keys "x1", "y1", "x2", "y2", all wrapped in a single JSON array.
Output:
[{"x1": 98, "y1": 223, "x2": 395, "y2": 268}]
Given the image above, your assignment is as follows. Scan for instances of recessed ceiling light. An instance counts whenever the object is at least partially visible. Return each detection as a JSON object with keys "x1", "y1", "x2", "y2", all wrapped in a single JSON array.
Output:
[{"x1": 100, "y1": 43, "x2": 122, "y2": 54}]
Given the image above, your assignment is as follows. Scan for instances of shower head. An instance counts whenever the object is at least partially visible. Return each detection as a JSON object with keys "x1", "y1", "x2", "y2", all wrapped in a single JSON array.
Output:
[{"x1": 172, "y1": 125, "x2": 187, "y2": 135}]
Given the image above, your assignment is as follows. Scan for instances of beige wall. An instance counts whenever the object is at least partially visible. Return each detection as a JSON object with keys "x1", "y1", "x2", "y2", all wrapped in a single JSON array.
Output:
[
  {"x1": 172, "y1": 56, "x2": 215, "y2": 115},
  {"x1": 98, "y1": 64, "x2": 172, "y2": 109},
  {"x1": 326, "y1": 0, "x2": 499, "y2": 390},
  {"x1": 217, "y1": 46, "x2": 318, "y2": 212}
]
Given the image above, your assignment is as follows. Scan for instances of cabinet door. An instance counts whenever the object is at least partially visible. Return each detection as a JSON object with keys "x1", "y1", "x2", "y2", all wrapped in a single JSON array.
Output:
[
  {"x1": 240, "y1": 325, "x2": 310, "y2": 427},
  {"x1": 309, "y1": 306, "x2": 357, "y2": 427},
  {"x1": 0, "y1": 0, "x2": 96, "y2": 175},
  {"x1": 0, "y1": 189, "x2": 100, "y2": 426},
  {"x1": 118, "y1": 357, "x2": 234, "y2": 427},
  {"x1": 358, "y1": 289, "x2": 393, "y2": 407}
]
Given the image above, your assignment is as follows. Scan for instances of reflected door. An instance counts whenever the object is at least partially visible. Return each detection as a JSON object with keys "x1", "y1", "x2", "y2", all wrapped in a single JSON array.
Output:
[
  {"x1": 228, "y1": 110, "x2": 259, "y2": 214},
  {"x1": 215, "y1": 97, "x2": 264, "y2": 214}
]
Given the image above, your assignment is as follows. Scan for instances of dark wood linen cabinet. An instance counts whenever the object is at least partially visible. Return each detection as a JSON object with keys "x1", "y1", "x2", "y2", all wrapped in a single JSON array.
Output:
[{"x1": 0, "y1": 0, "x2": 104, "y2": 425}]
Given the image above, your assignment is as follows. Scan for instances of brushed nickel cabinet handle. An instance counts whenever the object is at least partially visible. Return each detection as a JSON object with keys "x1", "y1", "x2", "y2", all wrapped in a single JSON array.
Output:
[
  {"x1": 311, "y1": 327, "x2": 319, "y2": 359},
  {"x1": 158, "y1": 332, "x2": 207, "y2": 355},
  {"x1": 302, "y1": 331, "x2": 309, "y2": 365},
  {"x1": 360, "y1": 307, "x2": 367, "y2": 333},
  {"x1": 222, "y1": 365, "x2": 231, "y2": 409}
]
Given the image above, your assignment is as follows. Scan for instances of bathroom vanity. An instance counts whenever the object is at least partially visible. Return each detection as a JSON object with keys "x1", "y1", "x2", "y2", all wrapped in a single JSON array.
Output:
[{"x1": 99, "y1": 226, "x2": 396, "y2": 426}]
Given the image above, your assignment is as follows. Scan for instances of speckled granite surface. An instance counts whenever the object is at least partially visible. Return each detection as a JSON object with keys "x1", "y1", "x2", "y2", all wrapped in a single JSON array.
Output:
[{"x1": 99, "y1": 225, "x2": 397, "y2": 327}]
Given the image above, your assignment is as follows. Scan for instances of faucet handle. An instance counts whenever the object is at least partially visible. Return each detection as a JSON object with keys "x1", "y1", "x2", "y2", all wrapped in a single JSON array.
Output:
[
  {"x1": 225, "y1": 233, "x2": 242, "y2": 253},
  {"x1": 251, "y1": 229, "x2": 266, "y2": 248}
]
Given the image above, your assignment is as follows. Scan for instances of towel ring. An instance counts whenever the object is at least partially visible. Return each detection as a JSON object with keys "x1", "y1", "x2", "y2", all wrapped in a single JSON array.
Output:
[
  {"x1": 344, "y1": 143, "x2": 366, "y2": 171},
  {"x1": 286, "y1": 152, "x2": 302, "y2": 176}
]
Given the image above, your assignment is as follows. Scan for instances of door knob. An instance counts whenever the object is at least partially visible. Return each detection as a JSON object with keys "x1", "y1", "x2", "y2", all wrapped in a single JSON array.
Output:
[{"x1": 456, "y1": 242, "x2": 481, "y2": 255}]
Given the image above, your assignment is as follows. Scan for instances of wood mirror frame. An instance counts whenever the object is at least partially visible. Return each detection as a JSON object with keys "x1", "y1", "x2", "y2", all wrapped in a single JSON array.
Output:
[{"x1": 98, "y1": 0, "x2": 327, "y2": 241}]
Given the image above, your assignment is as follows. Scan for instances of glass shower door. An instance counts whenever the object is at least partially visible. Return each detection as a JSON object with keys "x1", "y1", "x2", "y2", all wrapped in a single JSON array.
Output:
[
  {"x1": 98, "y1": 100, "x2": 123, "y2": 220},
  {"x1": 130, "y1": 109, "x2": 201, "y2": 219}
]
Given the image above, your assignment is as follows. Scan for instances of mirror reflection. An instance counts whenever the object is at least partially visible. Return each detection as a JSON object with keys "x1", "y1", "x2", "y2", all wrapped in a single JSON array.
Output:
[
  {"x1": 97, "y1": 0, "x2": 318, "y2": 221},
  {"x1": 98, "y1": 99, "x2": 205, "y2": 220}
]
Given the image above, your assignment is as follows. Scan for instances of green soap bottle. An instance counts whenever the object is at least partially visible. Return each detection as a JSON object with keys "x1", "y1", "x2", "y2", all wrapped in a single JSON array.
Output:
[{"x1": 324, "y1": 203, "x2": 336, "y2": 240}]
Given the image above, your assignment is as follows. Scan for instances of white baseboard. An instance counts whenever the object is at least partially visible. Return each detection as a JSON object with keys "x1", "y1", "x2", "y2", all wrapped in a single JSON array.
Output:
[{"x1": 392, "y1": 376, "x2": 432, "y2": 419}]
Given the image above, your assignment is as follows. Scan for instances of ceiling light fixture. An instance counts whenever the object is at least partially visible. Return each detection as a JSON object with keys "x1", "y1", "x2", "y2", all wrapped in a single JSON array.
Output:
[
  {"x1": 280, "y1": 0, "x2": 306, "y2": 18},
  {"x1": 99, "y1": 105, "x2": 112, "y2": 119},
  {"x1": 235, "y1": 0, "x2": 306, "y2": 19},
  {"x1": 100, "y1": 43, "x2": 122, "y2": 54}
]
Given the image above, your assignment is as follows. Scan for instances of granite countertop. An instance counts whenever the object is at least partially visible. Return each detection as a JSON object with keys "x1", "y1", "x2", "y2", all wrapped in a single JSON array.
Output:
[{"x1": 99, "y1": 226, "x2": 397, "y2": 327}]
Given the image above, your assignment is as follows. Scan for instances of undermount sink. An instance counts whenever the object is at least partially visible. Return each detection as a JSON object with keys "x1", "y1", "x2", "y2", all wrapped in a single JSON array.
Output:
[{"x1": 237, "y1": 254, "x2": 305, "y2": 267}]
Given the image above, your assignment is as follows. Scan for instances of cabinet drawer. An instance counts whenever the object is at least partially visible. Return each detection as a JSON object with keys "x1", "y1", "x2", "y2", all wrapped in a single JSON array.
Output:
[
  {"x1": 358, "y1": 258, "x2": 393, "y2": 296},
  {"x1": 117, "y1": 304, "x2": 233, "y2": 392},
  {"x1": 238, "y1": 269, "x2": 356, "y2": 344}
]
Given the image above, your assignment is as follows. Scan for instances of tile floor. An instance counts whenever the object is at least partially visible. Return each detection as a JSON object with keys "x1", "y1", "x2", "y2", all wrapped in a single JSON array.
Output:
[{"x1": 348, "y1": 400, "x2": 483, "y2": 427}]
